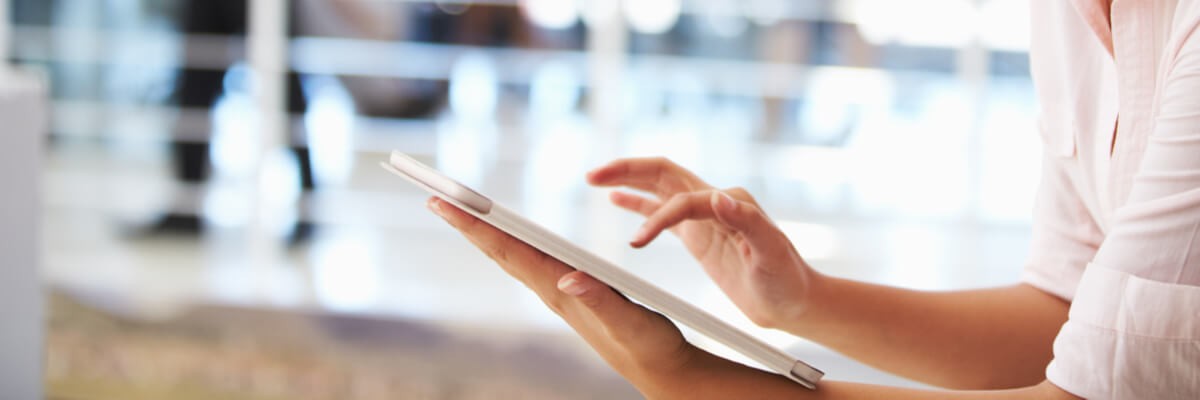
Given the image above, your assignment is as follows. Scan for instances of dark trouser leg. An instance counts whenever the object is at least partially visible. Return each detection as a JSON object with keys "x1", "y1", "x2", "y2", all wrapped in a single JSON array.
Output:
[
  {"x1": 171, "y1": 0, "x2": 242, "y2": 184},
  {"x1": 174, "y1": 0, "x2": 313, "y2": 189},
  {"x1": 285, "y1": 70, "x2": 315, "y2": 191},
  {"x1": 173, "y1": 68, "x2": 225, "y2": 183},
  {"x1": 143, "y1": 0, "x2": 241, "y2": 234},
  {"x1": 173, "y1": 142, "x2": 210, "y2": 183}
]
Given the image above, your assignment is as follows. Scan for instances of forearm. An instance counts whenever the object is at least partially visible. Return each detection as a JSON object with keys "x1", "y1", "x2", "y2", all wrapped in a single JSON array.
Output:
[
  {"x1": 782, "y1": 277, "x2": 1069, "y2": 389},
  {"x1": 696, "y1": 377, "x2": 1073, "y2": 400},
  {"x1": 652, "y1": 349, "x2": 1078, "y2": 400}
]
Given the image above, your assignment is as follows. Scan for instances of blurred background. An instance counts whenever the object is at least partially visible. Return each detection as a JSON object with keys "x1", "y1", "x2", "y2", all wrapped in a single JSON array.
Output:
[{"x1": 7, "y1": 0, "x2": 1042, "y2": 398}]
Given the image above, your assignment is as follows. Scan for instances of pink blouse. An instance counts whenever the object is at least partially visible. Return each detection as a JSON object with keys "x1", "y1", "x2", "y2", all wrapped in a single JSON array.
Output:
[{"x1": 1023, "y1": 0, "x2": 1200, "y2": 398}]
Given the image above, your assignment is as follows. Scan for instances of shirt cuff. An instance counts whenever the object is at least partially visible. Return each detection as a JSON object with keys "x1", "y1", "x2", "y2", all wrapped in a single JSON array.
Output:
[
  {"x1": 1021, "y1": 262, "x2": 1084, "y2": 301},
  {"x1": 1045, "y1": 264, "x2": 1200, "y2": 399}
]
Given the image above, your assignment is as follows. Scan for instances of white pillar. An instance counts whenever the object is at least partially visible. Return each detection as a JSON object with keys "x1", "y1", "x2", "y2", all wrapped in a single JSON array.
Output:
[
  {"x1": 0, "y1": 71, "x2": 48, "y2": 400},
  {"x1": 958, "y1": 37, "x2": 989, "y2": 221},
  {"x1": 583, "y1": 0, "x2": 628, "y2": 256},
  {"x1": 246, "y1": 0, "x2": 289, "y2": 296},
  {"x1": 585, "y1": 0, "x2": 627, "y2": 150},
  {"x1": 249, "y1": 0, "x2": 288, "y2": 155}
]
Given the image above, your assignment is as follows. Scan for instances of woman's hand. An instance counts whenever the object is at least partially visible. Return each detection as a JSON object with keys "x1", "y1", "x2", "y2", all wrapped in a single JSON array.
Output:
[
  {"x1": 424, "y1": 180, "x2": 1083, "y2": 400},
  {"x1": 426, "y1": 196, "x2": 702, "y2": 397},
  {"x1": 587, "y1": 157, "x2": 823, "y2": 330}
]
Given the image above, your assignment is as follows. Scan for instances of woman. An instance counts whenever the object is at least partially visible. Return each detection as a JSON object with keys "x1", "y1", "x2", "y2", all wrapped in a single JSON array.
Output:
[{"x1": 427, "y1": 1, "x2": 1200, "y2": 398}]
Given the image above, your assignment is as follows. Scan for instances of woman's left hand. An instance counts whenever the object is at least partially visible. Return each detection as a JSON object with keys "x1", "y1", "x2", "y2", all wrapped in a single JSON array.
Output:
[{"x1": 426, "y1": 196, "x2": 703, "y2": 397}]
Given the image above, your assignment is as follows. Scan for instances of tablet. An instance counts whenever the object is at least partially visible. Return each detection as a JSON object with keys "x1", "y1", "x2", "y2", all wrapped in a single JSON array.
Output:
[{"x1": 382, "y1": 151, "x2": 823, "y2": 389}]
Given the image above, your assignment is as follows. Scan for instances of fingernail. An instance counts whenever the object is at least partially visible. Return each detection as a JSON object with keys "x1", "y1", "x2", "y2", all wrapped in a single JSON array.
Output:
[
  {"x1": 718, "y1": 192, "x2": 736, "y2": 212},
  {"x1": 630, "y1": 225, "x2": 650, "y2": 245},
  {"x1": 558, "y1": 277, "x2": 588, "y2": 296},
  {"x1": 427, "y1": 198, "x2": 442, "y2": 215}
]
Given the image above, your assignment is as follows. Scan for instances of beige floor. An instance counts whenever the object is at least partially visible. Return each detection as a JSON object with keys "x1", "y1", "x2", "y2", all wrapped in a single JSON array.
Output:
[{"x1": 45, "y1": 290, "x2": 640, "y2": 400}]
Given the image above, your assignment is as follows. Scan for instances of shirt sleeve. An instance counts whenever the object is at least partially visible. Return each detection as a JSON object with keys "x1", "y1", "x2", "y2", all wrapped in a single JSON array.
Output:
[
  {"x1": 1021, "y1": 123, "x2": 1105, "y2": 301},
  {"x1": 1044, "y1": 14, "x2": 1200, "y2": 399}
]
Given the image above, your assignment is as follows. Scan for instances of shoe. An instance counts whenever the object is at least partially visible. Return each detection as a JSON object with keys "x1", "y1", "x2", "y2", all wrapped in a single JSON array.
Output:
[
  {"x1": 285, "y1": 221, "x2": 318, "y2": 247},
  {"x1": 127, "y1": 213, "x2": 205, "y2": 237}
]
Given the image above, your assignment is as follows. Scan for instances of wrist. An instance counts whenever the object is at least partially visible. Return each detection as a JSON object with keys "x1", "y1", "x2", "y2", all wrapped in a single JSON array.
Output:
[{"x1": 777, "y1": 269, "x2": 836, "y2": 336}]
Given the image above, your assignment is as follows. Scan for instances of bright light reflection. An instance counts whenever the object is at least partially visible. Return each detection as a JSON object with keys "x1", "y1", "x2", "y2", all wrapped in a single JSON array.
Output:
[
  {"x1": 777, "y1": 221, "x2": 838, "y2": 261},
  {"x1": 621, "y1": 68, "x2": 663, "y2": 123},
  {"x1": 521, "y1": 0, "x2": 579, "y2": 30},
  {"x1": 978, "y1": 94, "x2": 1039, "y2": 223},
  {"x1": 436, "y1": 118, "x2": 497, "y2": 188},
  {"x1": 766, "y1": 145, "x2": 850, "y2": 185},
  {"x1": 524, "y1": 127, "x2": 589, "y2": 234},
  {"x1": 625, "y1": 126, "x2": 702, "y2": 170},
  {"x1": 882, "y1": 225, "x2": 950, "y2": 290},
  {"x1": 311, "y1": 233, "x2": 381, "y2": 312},
  {"x1": 665, "y1": 72, "x2": 710, "y2": 118},
  {"x1": 798, "y1": 68, "x2": 894, "y2": 144},
  {"x1": 622, "y1": 0, "x2": 683, "y2": 34},
  {"x1": 258, "y1": 149, "x2": 301, "y2": 237},
  {"x1": 700, "y1": 0, "x2": 748, "y2": 37},
  {"x1": 852, "y1": 0, "x2": 977, "y2": 47},
  {"x1": 528, "y1": 60, "x2": 581, "y2": 120},
  {"x1": 303, "y1": 75, "x2": 356, "y2": 184},
  {"x1": 845, "y1": 84, "x2": 969, "y2": 217},
  {"x1": 979, "y1": 0, "x2": 1031, "y2": 51},
  {"x1": 440, "y1": 52, "x2": 499, "y2": 187},
  {"x1": 203, "y1": 184, "x2": 250, "y2": 228},
  {"x1": 745, "y1": 0, "x2": 790, "y2": 26},
  {"x1": 210, "y1": 64, "x2": 259, "y2": 178},
  {"x1": 580, "y1": 0, "x2": 619, "y2": 27},
  {"x1": 449, "y1": 51, "x2": 499, "y2": 121}
]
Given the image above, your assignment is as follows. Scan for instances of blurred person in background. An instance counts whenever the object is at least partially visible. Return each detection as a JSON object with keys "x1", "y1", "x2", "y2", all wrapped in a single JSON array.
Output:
[
  {"x1": 149, "y1": 1, "x2": 554, "y2": 242},
  {"x1": 148, "y1": 0, "x2": 407, "y2": 242},
  {"x1": 147, "y1": 0, "x2": 311, "y2": 239},
  {"x1": 424, "y1": 0, "x2": 1200, "y2": 398}
]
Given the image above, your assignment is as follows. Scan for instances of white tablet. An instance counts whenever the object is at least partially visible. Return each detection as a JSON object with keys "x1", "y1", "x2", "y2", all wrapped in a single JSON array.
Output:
[{"x1": 382, "y1": 151, "x2": 823, "y2": 389}]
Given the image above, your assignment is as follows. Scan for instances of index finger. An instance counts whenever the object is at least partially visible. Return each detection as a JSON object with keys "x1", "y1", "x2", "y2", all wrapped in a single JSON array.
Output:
[
  {"x1": 585, "y1": 157, "x2": 709, "y2": 198},
  {"x1": 428, "y1": 197, "x2": 573, "y2": 295}
]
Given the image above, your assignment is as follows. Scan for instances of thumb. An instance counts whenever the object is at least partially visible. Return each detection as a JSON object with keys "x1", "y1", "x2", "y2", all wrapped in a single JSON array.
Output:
[{"x1": 557, "y1": 271, "x2": 647, "y2": 345}]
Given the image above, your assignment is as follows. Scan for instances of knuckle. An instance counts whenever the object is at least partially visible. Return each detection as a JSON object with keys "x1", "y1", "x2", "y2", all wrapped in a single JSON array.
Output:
[
  {"x1": 460, "y1": 213, "x2": 484, "y2": 233},
  {"x1": 483, "y1": 240, "x2": 511, "y2": 263},
  {"x1": 725, "y1": 187, "x2": 760, "y2": 207},
  {"x1": 532, "y1": 249, "x2": 554, "y2": 265},
  {"x1": 653, "y1": 157, "x2": 682, "y2": 175},
  {"x1": 605, "y1": 311, "x2": 643, "y2": 345},
  {"x1": 577, "y1": 291, "x2": 604, "y2": 309},
  {"x1": 662, "y1": 194, "x2": 693, "y2": 219},
  {"x1": 744, "y1": 309, "x2": 778, "y2": 329}
]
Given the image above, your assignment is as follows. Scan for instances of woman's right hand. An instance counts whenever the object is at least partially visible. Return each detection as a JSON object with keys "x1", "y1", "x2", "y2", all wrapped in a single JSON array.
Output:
[{"x1": 587, "y1": 157, "x2": 825, "y2": 330}]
